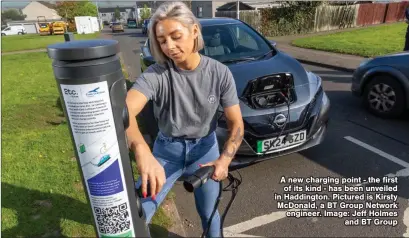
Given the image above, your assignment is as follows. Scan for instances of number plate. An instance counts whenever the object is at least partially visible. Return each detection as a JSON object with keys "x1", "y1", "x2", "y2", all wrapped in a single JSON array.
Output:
[{"x1": 257, "y1": 130, "x2": 307, "y2": 153}]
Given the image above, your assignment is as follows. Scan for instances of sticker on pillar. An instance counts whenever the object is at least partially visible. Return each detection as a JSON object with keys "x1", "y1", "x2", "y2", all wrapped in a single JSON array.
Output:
[
  {"x1": 79, "y1": 143, "x2": 86, "y2": 153},
  {"x1": 60, "y1": 81, "x2": 135, "y2": 237}
]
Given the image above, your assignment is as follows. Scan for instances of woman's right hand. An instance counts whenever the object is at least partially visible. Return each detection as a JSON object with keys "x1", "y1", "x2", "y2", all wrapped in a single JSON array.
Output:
[{"x1": 135, "y1": 144, "x2": 166, "y2": 200}]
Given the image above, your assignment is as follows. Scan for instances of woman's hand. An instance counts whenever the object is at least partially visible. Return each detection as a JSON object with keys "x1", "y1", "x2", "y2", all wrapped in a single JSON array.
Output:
[
  {"x1": 200, "y1": 156, "x2": 231, "y2": 181},
  {"x1": 135, "y1": 144, "x2": 166, "y2": 200}
]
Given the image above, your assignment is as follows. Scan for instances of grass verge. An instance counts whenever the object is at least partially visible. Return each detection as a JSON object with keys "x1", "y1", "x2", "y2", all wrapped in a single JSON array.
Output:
[
  {"x1": 1, "y1": 32, "x2": 100, "y2": 52},
  {"x1": 291, "y1": 22, "x2": 408, "y2": 57},
  {"x1": 1, "y1": 52, "x2": 172, "y2": 237}
]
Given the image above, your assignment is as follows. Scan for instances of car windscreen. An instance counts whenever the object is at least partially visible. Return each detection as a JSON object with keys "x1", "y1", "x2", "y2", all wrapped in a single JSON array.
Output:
[{"x1": 199, "y1": 23, "x2": 274, "y2": 63}]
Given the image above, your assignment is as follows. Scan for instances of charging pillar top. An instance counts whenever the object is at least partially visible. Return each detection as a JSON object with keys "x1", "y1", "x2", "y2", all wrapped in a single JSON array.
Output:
[{"x1": 47, "y1": 39, "x2": 119, "y2": 61}]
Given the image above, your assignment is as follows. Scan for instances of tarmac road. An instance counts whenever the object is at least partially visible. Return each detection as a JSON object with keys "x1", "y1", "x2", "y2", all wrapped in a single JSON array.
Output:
[{"x1": 111, "y1": 27, "x2": 409, "y2": 237}]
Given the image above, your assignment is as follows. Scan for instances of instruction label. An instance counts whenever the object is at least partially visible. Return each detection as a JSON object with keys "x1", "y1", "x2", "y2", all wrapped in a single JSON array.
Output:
[{"x1": 61, "y1": 82, "x2": 135, "y2": 237}]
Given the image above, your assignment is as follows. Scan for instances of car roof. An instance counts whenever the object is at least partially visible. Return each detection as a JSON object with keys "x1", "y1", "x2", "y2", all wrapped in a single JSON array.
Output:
[{"x1": 198, "y1": 18, "x2": 241, "y2": 26}]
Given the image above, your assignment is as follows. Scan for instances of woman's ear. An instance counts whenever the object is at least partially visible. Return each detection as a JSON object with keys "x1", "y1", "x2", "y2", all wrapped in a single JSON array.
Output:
[{"x1": 192, "y1": 24, "x2": 199, "y2": 38}]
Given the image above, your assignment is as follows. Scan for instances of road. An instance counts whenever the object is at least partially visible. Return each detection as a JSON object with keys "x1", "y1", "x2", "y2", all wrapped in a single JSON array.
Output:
[{"x1": 110, "y1": 27, "x2": 409, "y2": 237}]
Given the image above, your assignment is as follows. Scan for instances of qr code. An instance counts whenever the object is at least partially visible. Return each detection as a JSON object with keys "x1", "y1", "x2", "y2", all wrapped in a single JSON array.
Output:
[{"x1": 94, "y1": 202, "x2": 131, "y2": 234}]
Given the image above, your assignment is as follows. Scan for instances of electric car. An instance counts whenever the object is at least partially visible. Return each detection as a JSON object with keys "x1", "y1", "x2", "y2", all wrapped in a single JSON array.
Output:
[
  {"x1": 137, "y1": 18, "x2": 330, "y2": 169},
  {"x1": 351, "y1": 52, "x2": 409, "y2": 118}
]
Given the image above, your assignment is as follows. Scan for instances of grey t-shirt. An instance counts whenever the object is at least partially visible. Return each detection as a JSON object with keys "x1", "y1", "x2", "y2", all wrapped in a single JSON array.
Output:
[{"x1": 131, "y1": 55, "x2": 239, "y2": 138}]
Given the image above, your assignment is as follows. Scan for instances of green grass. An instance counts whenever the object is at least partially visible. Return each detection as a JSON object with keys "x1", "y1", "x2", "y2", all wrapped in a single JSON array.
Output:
[
  {"x1": 291, "y1": 22, "x2": 408, "y2": 57},
  {"x1": 1, "y1": 52, "x2": 173, "y2": 237},
  {"x1": 1, "y1": 32, "x2": 100, "y2": 52}
]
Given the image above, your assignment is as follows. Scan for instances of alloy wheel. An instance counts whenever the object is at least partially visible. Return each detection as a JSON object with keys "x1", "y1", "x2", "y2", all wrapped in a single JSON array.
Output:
[{"x1": 367, "y1": 83, "x2": 396, "y2": 113}]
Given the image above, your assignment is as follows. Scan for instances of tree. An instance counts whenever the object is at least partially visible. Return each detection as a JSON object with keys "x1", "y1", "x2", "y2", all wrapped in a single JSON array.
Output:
[
  {"x1": 1, "y1": 9, "x2": 26, "y2": 25},
  {"x1": 55, "y1": 0, "x2": 97, "y2": 22},
  {"x1": 114, "y1": 6, "x2": 121, "y2": 21},
  {"x1": 140, "y1": 4, "x2": 151, "y2": 20}
]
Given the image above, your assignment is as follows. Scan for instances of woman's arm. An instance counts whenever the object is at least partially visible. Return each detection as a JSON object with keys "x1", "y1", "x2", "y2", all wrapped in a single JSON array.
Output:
[
  {"x1": 126, "y1": 88, "x2": 165, "y2": 199},
  {"x1": 125, "y1": 89, "x2": 151, "y2": 153},
  {"x1": 219, "y1": 104, "x2": 244, "y2": 164}
]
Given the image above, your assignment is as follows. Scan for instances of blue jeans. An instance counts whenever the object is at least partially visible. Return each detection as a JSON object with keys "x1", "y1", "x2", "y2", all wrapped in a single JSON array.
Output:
[{"x1": 135, "y1": 131, "x2": 222, "y2": 237}]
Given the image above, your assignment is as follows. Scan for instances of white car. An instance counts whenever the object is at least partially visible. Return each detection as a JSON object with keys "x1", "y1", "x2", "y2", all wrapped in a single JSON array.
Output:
[{"x1": 1, "y1": 26, "x2": 27, "y2": 36}]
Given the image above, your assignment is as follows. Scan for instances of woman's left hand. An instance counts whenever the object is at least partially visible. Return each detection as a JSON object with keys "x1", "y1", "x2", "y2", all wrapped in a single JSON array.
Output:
[{"x1": 199, "y1": 156, "x2": 231, "y2": 181}]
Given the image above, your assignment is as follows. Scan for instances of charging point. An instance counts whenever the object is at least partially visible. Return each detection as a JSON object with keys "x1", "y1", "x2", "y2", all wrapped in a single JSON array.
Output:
[{"x1": 47, "y1": 39, "x2": 149, "y2": 237}]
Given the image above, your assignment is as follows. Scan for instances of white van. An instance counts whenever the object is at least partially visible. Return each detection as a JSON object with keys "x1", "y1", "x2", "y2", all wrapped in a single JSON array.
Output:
[{"x1": 1, "y1": 26, "x2": 27, "y2": 36}]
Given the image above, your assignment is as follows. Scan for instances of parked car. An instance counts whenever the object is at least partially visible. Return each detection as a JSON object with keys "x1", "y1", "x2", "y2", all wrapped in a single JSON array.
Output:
[
  {"x1": 111, "y1": 22, "x2": 124, "y2": 33},
  {"x1": 142, "y1": 19, "x2": 150, "y2": 35},
  {"x1": 127, "y1": 19, "x2": 137, "y2": 28},
  {"x1": 1, "y1": 25, "x2": 26, "y2": 36},
  {"x1": 137, "y1": 18, "x2": 330, "y2": 169},
  {"x1": 351, "y1": 52, "x2": 409, "y2": 118}
]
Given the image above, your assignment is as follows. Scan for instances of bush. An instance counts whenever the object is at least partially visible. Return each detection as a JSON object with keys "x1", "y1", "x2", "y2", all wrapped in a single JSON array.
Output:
[{"x1": 260, "y1": 2, "x2": 322, "y2": 37}]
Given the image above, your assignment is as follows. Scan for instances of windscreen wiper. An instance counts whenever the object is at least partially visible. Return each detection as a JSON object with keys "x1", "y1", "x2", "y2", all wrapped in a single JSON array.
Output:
[
  {"x1": 255, "y1": 49, "x2": 276, "y2": 60},
  {"x1": 220, "y1": 57, "x2": 256, "y2": 64}
]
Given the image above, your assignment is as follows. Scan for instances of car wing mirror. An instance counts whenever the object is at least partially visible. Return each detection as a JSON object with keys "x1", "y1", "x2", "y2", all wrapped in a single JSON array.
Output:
[{"x1": 269, "y1": 40, "x2": 277, "y2": 47}]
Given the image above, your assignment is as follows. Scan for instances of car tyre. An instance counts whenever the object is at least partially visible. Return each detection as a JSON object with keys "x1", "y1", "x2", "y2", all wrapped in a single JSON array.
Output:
[{"x1": 363, "y1": 75, "x2": 405, "y2": 118}]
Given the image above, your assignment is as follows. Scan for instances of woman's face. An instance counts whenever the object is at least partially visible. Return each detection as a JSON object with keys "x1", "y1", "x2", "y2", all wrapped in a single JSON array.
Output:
[{"x1": 155, "y1": 19, "x2": 198, "y2": 64}]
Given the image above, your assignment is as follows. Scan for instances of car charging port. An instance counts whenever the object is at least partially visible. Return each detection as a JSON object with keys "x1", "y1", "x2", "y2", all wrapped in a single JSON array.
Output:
[{"x1": 242, "y1": 73, "x2": 295, "y2": 109}]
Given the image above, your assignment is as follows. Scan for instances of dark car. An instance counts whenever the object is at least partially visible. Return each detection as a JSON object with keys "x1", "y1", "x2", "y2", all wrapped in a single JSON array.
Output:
[
  {"x1": 142, "y1": 19, "x2": 150, "y2": 35},
  {"x1": 137, "y1": 18, "x2": 330, "y2": 169},
  {"x1": 351, "y1": 52, "x2": 409, "y2": 118}
]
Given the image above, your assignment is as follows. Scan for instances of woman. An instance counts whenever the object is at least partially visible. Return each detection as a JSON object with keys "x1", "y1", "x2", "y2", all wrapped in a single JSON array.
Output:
[{"x1": 125, "y1": 1, "x2": 244, "y2": 237}]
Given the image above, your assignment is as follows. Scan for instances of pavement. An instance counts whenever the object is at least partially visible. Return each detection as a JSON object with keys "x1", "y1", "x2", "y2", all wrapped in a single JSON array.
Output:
[
  {"x1": 272, "y1": 34, "x2": 365, "y2": 73},
  {"x1": 104, "y1": 27, "x2": 409, "y2": 237}
]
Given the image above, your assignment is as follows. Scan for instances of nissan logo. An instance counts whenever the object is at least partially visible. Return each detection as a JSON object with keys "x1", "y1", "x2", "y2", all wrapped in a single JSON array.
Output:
[{"x1": 274, "y1": 114, "x2": 287, "y2": 127}]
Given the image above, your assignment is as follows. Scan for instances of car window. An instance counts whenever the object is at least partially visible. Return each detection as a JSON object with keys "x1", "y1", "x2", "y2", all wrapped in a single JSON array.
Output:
[
  {"x1": 235, "y1": 26, "x2": 259, "y2": 50},
  {"x1": 4, "y1": 27, "x2": 10, "y2": 31},
  {"x1": 199, "y1": 23, "x2": 273, "y2": 63}
]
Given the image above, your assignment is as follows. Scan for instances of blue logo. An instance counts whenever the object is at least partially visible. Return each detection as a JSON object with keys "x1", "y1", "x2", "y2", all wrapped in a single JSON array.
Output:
[{"x1": 86, "y1": 87, "x2": 105, "y2": 97}]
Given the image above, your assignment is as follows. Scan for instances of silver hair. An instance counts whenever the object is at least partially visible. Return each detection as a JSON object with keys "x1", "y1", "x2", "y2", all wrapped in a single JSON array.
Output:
[{"x1": 148, "y1": 1, "x2": 205, "y2": 65}]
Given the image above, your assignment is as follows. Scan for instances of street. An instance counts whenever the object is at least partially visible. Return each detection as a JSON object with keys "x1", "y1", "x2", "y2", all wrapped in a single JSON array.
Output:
[{"x1": 110, "y1": 27, "x2": 409, "y2": 237}]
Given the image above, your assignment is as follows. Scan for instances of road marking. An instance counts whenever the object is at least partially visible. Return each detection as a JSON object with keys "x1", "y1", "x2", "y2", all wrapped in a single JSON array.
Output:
[
  {"x1": 223, "y1": 209, "x2": 299, "y2": 234},
  {"x1": 344, "y1": 136, "x2": 409, "y2": 168},
  {"x1": 223, "y1": 231, "x2": 264, "y2": 237},
  {"x1": 344, "y1": 136, "x2": 409, "y2": 237},
  {"x1": 316, "y1": 73, "x2": 351, "y2": 78}
]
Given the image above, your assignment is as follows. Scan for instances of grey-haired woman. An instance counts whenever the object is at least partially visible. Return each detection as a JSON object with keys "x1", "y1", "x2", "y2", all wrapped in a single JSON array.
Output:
[{"x1": 125, "y1": 2, "x2": 244, "y2": 237}]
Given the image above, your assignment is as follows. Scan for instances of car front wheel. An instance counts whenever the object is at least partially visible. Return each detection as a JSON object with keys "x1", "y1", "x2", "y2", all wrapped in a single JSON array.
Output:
[{"x1": 363, "y1": 75, "x2": 405, "y2": 118}]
